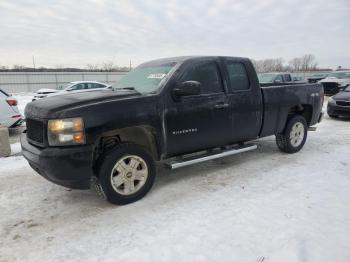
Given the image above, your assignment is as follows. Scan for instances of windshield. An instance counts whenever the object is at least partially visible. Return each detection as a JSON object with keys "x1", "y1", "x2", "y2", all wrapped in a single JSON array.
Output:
[
  {"x1": 258, "y1": 73, "x2": 277, "y2": 83},
  {"x1": 112, "y1": 62, "x2": 177, "y2": 93},
  {"x1": 328, "y1": 72, "x2": 350, "y2": 79},
  {"x1": 344, "y1": 85, "x2": 350, "y2": 92}
]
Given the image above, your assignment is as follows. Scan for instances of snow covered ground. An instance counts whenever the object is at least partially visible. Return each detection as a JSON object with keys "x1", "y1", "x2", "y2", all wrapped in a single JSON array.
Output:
[{"x1": 1, "y1": 97, "x2": 350, "y2": 262}]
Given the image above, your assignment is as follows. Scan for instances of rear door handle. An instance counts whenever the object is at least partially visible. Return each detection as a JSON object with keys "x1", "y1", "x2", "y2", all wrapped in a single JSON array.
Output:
[{"x1": 214, "y1": 103, "x2": 229, "y2": 109}]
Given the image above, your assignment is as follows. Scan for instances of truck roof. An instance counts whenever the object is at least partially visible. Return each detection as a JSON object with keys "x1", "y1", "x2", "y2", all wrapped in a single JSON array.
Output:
[
  {"x1": 140, "y1": 56, "x2": 250, "y2": 66},
  {"x1": 259, "y1": 72, "x2": 292, "y2": 75}
]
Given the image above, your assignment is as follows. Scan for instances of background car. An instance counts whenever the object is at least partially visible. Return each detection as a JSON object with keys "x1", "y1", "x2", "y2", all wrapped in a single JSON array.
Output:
[
  {"x1": 319, "y1": 71, "x2": 350, "y2": 95},
  {"x1": 0, "y1": 88, "x2": 23, "y2": 128},
  {"x1": 307, "y1": 73, "x2": 328, "y2": 83},
  {"x1": 32, "y1": 81, "x2": 111, "y2": 101},
  {"x1": 327, "y1": 84, "x2": 350, "y2": 118}
]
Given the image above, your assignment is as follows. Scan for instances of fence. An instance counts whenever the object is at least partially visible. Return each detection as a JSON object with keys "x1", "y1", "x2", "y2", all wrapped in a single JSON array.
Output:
[{"x1": 0, "y1": 72, "x2": 128, "y2": 93}]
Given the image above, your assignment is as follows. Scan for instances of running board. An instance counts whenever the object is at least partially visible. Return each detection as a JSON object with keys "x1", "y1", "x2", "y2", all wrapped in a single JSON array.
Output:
[{"x1": 166, "y1": 144, "x2": 257, "y2": 170}]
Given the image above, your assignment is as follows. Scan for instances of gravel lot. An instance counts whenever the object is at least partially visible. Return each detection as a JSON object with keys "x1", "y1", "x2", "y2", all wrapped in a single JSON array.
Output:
[{"x1": 0, "y1": 96, "x2": 349, "y2": 262}]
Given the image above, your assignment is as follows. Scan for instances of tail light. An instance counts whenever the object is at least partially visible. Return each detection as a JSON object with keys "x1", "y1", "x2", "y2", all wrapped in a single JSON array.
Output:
[{"x1": 6, "y1": 98, "x2": 18, "y2": 106}]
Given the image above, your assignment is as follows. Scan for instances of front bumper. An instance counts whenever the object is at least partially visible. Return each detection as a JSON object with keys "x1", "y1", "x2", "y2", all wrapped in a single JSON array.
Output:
[
  {"x1": 21, "y1": 133, "x2": 94, "y2": 189},
  {"x1": 327, "y1": 103, "x2": 350, "y2": 116}
]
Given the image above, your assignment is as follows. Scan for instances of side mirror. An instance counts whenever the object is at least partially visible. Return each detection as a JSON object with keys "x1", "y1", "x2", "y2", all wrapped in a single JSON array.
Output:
[{"x1": 173, "y1": 81, "x2": 201, "y2": 99}]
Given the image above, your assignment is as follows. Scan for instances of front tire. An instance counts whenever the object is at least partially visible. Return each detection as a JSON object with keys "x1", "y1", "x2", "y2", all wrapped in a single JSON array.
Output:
[
  {"x1": 98, "y1": 143, "x2": 156, "y2": 205},
  {"x1": 276, "y1": 115, "x2": 308, "y2": 154}
]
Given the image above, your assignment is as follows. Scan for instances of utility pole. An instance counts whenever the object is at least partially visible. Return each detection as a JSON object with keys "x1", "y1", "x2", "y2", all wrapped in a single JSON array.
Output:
[
  {"x1": 129, "y1": 60, "x2": 132, "y2": 71},
  {"x1": 32, "y1": 56, "x2": 36, "y2": 71}
]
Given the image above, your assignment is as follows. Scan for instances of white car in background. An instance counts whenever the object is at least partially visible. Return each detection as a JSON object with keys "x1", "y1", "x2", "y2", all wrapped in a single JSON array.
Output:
[
  {"x1": 0, "y1": 89, "x2": 23, "y2": 128},
  {"x1": 318, "y1": 71, "x2": 350, "y2": 95},
  {"x1": 32, "y1": 81, "x2": 111, "y2": 101}
]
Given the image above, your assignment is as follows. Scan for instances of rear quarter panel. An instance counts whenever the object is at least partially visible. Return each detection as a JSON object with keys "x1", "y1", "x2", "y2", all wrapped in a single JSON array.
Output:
[{"x1": 260, "y1": 83, "x2": 323, "y2": 137}]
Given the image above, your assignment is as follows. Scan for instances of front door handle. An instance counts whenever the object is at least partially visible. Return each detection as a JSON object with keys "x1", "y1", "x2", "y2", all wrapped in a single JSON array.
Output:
[{"x1": 214, "y1": 103, "x2": 229, "y2": 109}]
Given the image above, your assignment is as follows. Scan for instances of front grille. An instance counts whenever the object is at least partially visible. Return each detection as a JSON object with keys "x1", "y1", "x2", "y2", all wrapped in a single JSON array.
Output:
[
  {"x1": 26, "y1": 118, "x2": 45, "y2": 144},
  {"x1": 322, "y1": 82, "x2": 339, "y2": 95},
  {"x1": 336, "y1": 100, "x2": 350, "y2": 107}
]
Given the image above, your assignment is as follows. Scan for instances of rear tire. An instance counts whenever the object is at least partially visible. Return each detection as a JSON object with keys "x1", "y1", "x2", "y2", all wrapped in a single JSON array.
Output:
[
  {"x1": 98, "y1": 143, "x2": 156, "y2": 205},
  {"x1": 276, "y1": 115, "x2": 308, "y2": 154}
]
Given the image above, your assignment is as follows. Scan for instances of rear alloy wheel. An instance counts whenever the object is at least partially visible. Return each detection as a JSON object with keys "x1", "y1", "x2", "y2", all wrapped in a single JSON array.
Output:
[
  {"x1": 98, "y1": 143, "x2": 156, "y2": 205},
  {"x1": 276, "y1": 115, "x2": 308, "y2": 153}
]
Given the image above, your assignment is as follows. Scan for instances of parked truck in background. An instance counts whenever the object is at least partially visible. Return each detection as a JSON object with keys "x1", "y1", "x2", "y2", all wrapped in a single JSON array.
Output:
[
  {"x1": 21, "y1": 56, "x2": 324, "y2": 205},
  {"x1": 258, "y1": 72, "x2": 296, "y2": 86}
]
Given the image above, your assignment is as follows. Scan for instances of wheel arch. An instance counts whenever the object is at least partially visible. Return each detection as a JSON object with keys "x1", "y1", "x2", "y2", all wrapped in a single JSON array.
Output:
[
  {"x1": 92, "y1": 125, "x2": 161, "y2": 175},
  {"x1": 279, "y1": 104, "x2": 313, "y2": 133}
]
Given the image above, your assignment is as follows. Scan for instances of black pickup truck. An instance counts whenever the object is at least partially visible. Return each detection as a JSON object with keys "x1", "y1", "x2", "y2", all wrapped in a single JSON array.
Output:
[{"x1": 21, "y1": 56, "x2": 324, "y2": 205}]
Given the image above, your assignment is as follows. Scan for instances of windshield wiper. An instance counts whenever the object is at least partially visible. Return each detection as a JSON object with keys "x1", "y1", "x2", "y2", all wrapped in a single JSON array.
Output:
[
  {"x1": 118, "y1": 87, "x2": 136, "y2": 90},
  {"x1": 114, "y1": 87, "x2": 141, "y2": 94}
]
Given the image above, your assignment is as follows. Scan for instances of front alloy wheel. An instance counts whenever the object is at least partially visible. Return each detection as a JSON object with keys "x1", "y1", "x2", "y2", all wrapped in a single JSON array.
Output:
[
  {"x1": 111, "y1": 155, "x2": 148, "y2": 196},
  {"x1": 98, "y1": 143, "x2": 156, "y2": 205}
]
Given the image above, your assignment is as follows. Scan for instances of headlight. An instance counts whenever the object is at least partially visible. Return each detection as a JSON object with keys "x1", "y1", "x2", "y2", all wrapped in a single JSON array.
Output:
[
  {"x1": 48, "y1": 117, "x2": 85, "y2": 146},
  {"x1": 328, "y1": 97, "x2": 336, "y2": 105}
]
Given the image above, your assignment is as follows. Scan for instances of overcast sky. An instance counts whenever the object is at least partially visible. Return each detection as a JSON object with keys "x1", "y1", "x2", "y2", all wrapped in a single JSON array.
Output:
[{"x1": 0, "y1": 0, "x2": 349, "y2": 69}]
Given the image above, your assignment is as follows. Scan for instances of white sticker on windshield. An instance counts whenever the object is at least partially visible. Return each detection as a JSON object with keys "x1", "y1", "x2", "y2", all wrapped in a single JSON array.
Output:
[{"x1": 147, "y1": 73, "x2": 167, "y2": 79}]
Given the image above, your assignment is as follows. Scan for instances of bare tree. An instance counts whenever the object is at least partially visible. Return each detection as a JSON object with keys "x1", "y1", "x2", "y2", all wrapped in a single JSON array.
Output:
[
  {"x1": 12, "y1": 64, "x2": 26, "y2": 70},
  {"x1": 86, "y1": 64, "x2": 100, "y2": 71},
  {"x1": 300, "y1": 54, "x2": 317, "y2": 71},
  {"x1": 252, "y1": 58, "x2": 285, "y2": 73},
  {"x1": 288, "y1": 57, "x2": 302, "y2": 72},
  {"x1": 102, "y1": 61, "x2": 115, "y2": 72},
  {"x1": 0, "y1": 65, "x2": 9, "y2": 71},
  {"x1": 289, "y1": 54, "x2": 318, "y2": 71}
]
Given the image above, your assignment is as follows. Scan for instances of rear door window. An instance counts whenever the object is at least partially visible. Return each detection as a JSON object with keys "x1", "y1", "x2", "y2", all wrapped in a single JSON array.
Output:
[
  {"x1": 70, "y1": 84, "x2": 85, "y2": 90},
  {"x1": 225, "y1": 61, "x2": 250, "y2": 91},
  {"x1": 180, "y1": 61, "x2": 224, "y2": 94},
  {"x1": 94, "y1": 84, "x2": 106, "y2": 89}
]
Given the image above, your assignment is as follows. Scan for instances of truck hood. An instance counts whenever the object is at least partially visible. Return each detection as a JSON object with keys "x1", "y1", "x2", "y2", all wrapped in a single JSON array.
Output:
[
  {"x1": 47, "y1": 87, "x2": 110, "y2": 97},
  {"x1": 25, "y1": 89, "x2": 142, "y2": 119}
]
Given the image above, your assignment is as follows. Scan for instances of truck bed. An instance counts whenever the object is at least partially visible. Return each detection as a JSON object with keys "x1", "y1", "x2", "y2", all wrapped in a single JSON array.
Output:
[{"x1": 260, "y1": 83, "x2": 323, "y2": 137}]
